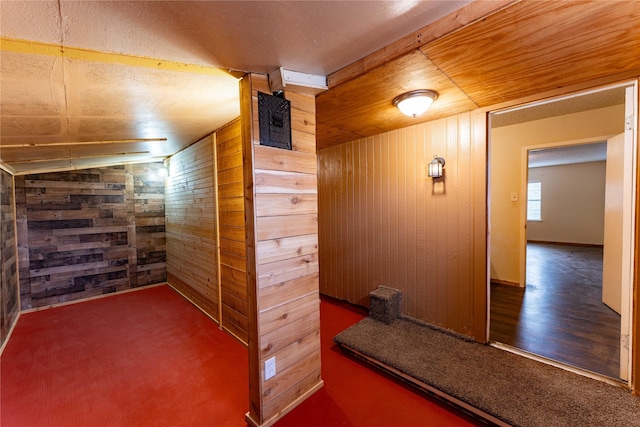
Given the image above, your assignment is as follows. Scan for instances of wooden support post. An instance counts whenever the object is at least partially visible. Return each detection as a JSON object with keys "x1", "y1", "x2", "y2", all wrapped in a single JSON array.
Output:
[{"x1": 241, "y1": 74, "x2": 323, "y2": 427}]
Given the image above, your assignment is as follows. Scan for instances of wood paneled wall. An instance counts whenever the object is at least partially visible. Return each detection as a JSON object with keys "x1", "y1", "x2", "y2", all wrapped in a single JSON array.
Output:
[
  {"x1": 165, "y1": 138, "x2": 219, "y2": 320},
  {"x1": 1, "y1": 169, "x2": 19, "y2": 347},
  {"x1": 318, "y1": 112, "x2": 487, "y2": 339},
  {"x1": 242, "y1": 74, "x2": 322, "y2": 427},
  {"x1": 15, "y1": 164, "x2": 166, "y2": 309},
  {"x1": 132, "y1": 163, "x2": 167, "y2": 287},
  {"x1": 216, "y1": 118, "x2": 249, "y2": 343}
]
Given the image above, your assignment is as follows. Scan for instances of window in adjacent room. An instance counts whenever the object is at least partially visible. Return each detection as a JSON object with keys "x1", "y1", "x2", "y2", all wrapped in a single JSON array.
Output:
[{"x1": 527, "y1": 181, "x2": 542, "y2": 221}]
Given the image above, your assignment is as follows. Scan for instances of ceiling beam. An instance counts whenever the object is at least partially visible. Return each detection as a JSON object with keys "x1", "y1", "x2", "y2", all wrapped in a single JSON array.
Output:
[
  {"x1": 1, "y1": 138, "x2": 167, "y2": 149},
  {"x1": 326, "y1": 0, "x2": 518, "y2": 89},
  {"x1": 0, "y1": 161, "x2": 16, "y2": 175},
  {"x1": 4, "y1": 152, "x2": 152, "y2": 164},
  {"x1": 1, "y1": 37, "x2": 238, "y2": 78}
]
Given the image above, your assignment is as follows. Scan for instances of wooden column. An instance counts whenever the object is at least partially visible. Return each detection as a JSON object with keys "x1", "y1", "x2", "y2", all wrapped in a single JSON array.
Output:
[{"x1": 241, "y1": 74, "x2": 323, "y2": 427}]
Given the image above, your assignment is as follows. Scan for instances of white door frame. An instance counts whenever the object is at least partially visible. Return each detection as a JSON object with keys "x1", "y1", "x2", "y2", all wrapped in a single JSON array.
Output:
[
  {"x1": 619, "y1": 84, "x2": 637, "y2": 381},
  {"x1": 489, "y1": 80, "x2": 638, "y2": 383},
  {"x1": 519, "y1": 135, "x2": 616, "y2": 288}
]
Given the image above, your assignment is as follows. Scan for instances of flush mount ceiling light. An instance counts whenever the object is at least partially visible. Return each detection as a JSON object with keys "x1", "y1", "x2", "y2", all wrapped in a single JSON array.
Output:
[{"x1": 393, "y1": 89, "x2": 439, "y2": 117}]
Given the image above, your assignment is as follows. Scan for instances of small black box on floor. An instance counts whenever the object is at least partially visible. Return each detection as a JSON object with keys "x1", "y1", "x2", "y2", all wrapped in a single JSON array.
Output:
[{"x1": 369, "y1": 286, "x2": 402, "y2": 324}]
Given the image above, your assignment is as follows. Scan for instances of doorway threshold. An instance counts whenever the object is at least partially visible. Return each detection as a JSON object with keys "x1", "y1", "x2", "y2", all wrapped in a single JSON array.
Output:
[{"x1": 490, "y1": 341, "x2": 627, "y2": 389}]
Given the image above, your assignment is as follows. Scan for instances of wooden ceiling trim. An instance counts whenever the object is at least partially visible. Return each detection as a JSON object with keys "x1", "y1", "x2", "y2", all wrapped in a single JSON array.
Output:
[
  {"x1": 0, "y1": 162, "x2": 16, "y2": 175},
  {"x1": 3, "y1": 151, "x2": 151, "y2": 164},
  {"x1": 2, "y1": 138, "x2": 167, "y2": 149},
  {"x1": 1, "y1": 37, "x2": 236, "y2": 78},
  {"x1": 317, "y1": 50, "x2": 477, "y2": 150},
  {"x1": 326, "y1": 0, "x2": 517, "y2": 89},
  {"x1": 421, "y1": 1, "x2": 640, "y2": 107}
]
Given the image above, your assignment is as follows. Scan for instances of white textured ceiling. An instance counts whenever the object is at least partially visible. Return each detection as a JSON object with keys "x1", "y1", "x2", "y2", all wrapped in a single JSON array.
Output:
[
  {"x1": 495, "y1": 88, "x2": 624, "y2": 169},
  {"x1": 529, "y1": 142, "x2": 608, "y2": 169},
  {"x1": 491, "y1": 87, "x2": 626, "y2": 128},
  {"x1": 2, "y1": 0, "x2": 471, "y2": 75},
  {"x1": 0, "y1": 0, "x2": 471, "y2": 174}
]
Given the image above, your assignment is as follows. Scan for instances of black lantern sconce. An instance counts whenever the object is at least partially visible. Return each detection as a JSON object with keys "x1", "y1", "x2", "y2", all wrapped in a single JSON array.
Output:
[{"x1": 428, "y1": 155, "x2": 445, "y2": 179}]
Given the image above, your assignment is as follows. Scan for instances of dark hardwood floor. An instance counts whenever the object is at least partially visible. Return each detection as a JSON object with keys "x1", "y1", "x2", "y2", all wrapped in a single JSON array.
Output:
[{"x1": 490, "y1": 242, "x2": 621, "y2": 379}]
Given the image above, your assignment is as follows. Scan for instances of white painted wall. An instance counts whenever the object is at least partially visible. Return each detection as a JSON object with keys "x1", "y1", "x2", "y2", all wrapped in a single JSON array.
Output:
[
  {"x1": 490, "y1": 104, "x2": 624, "y2": 285},
  {"x1": 527, "y1": 161, "x2": 606, "y2": 245}
]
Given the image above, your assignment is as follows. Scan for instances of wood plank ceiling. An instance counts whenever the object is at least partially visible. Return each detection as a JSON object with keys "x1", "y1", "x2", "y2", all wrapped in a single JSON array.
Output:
[
  {"x1": 316, "y1": 0, "x2": 640, "y2": 149},
  {"x1": 0, "y1": 0, "x2": 472, "y2": 175},
  {"x1": 1, "y1": 1, "x2": 639, "y2": 171}
]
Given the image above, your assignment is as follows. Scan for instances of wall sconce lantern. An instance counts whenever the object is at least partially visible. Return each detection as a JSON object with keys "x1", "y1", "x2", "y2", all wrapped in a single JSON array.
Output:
[
  {"x1": 393, "y1": 89, "x2": 439, "y2": 117},
  {"x1": 428, "y1": 155, "x2": 445, "y2": 178}
]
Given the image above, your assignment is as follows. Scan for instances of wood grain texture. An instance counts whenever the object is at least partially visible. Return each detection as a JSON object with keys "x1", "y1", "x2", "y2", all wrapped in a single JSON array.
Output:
[
  {"x1": 241, "y1": 74, "x2": 262, "y2": 427},
  {"x1": 216, "y1": 118, "x2": 248, "y2": 343},
  {"x1": 316, "y1": 50, "x2": 477, "y2": 149},
  {"x1": 422, "y1": 1, "x2": 640, "y2": 107},
  {"x1": 327, "y1": 0, "x2": 516, "y2": 88},
  {"x1": 491, "y1": 244, "x2": 620, "y2": 379},
  {"x1": 15, "y1": 163, "x2": 166, "y2": 309},
  {"x1": 242, "y1": 73, "x2": 322, "y2": 426},
  {"x1": 317, "y1": 1, "x2": 640, "y2": 151},
  {"x1": 318, "y1": 113, "x2": 484, "y2": 338},
  {"x1": 1, "y1": 169, "x2": 19, "y2": 346},
  {"x1": 166, "y1": 138, "x2": 219, "y2": 320},
  {"x1": 132, "y1": 163, "x2": 166, "y2": 287}
]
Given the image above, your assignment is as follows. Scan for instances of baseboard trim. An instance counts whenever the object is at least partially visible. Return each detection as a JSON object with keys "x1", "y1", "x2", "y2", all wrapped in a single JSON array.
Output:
[
  {"x1": 245, "y1": 380, "x2": 324, "y2": 427},
  {"x1": 21, "y1": 282, "x2": 167, "y2": 314},
  {"x1": 0, "y1": 310, "x2": 21, "y2": 357},
  {"x1": 166, "y1": 281, "x2": 249, "y2": 347},
  {"x1": 490, "y1": 279, "x2": 520, "y2": 287},
  {"x1": 527, "y1": 240, "x2": 604, "y2": 248},
  {"x1": 2, "y1": 283, "x2": 166, "y2": 356}
]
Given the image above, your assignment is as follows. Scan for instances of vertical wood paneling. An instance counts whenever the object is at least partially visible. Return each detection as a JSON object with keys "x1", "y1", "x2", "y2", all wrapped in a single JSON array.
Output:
[
  {"x1": 243, "y1": 74, "x2": 322, "y2": 427},
  {"x1": 471, "y1": 110, "x2": 489, "y2": 342},
  {"x1": 318, "y1": 112, "x2": 483, "y2": 337},
  {"x1": 1, "y1": 169, "x2": 19, "y2": 347},
  {"x1": 415, "y1": 124, "x2": 428, "y2": 320},
  {"x1": 216, "y1": 118, "x2": 248, "y2": 343},
  {"x1": 15, "y1": 164, "x2": 166, "y2": 310},
  {"x1": 405, "y1": 126, "x2": 417, "y2": 317},
  {"x1": 166, "y1": 139, "x2": 219, "y2": 320}
]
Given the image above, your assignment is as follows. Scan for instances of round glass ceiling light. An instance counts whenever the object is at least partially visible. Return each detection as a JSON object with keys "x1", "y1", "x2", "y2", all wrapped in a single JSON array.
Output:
[{"x1": 392, "y1": 89, "x2": 439, "y2": 117}]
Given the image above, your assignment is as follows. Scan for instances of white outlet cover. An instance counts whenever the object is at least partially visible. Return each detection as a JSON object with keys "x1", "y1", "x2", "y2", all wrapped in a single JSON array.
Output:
[{"x1": 264, "y1": 356, "x2": 276, "y2": 380}]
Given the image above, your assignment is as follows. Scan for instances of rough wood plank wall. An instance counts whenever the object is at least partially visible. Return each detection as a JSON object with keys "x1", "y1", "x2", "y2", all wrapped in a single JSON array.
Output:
[
  {"x1": 318, "y1": 113, "x2": 484, "y2": 337},
  {"x1": 165, "y1": 138, "x2": 219, "y2": 320},
  {"x1": 15, "y1": 164, "x2": 166, "y2": 309},
  {"x1": 243, "y1": 74, "x2": 322, "y2": 427},
  {"x1": 216, "y1": 118, "x2": 249, "y2": 343},
  {"x1": 132, "y1": 163, "x2": 167, "y2": 287},
  {"x1": 1, "y1": 169, "x2": 19, "y2": 345}
]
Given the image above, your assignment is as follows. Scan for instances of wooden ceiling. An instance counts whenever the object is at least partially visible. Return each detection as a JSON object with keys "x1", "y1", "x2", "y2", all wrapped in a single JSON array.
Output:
[
  {"x1": 317, "y1": 0, "x2": 640, "y2": 150},
  {"x1": 1, "y1": 1, "x2": 639, "y2": 172},
  {"x1": 0, "y1": 0, "x2": 471, "y2": 175}
]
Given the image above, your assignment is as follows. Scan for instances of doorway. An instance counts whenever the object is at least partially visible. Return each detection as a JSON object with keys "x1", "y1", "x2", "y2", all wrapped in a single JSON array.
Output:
[{"x1": 488, "y1": 83, "x2": 637, "y2": 382}]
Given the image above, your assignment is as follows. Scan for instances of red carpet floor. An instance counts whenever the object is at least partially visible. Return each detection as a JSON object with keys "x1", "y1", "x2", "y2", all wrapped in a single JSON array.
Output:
[{"x1": 1, "y1": 285, "x2": 480, "y2": 426}]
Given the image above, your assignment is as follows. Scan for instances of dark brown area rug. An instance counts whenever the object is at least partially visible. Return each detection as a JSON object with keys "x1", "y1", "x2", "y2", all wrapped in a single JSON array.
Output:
[{"x1": 335, "y1": 316, "x2": 640, "y2": 427}]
